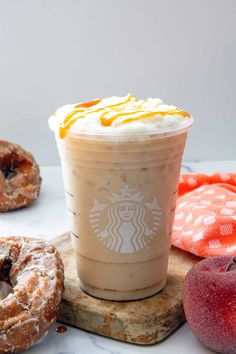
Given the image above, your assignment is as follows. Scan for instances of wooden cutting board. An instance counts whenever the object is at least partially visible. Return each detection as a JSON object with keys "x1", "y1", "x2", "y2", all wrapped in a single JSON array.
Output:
[{"x1": 52, "y1": 233, "x2": 200, "y2": 345}]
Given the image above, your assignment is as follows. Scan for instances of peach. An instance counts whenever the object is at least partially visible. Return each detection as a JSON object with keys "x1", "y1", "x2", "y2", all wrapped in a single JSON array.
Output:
[{"x1": 183, "y1": 256, "x2": 236, "y2": 354}]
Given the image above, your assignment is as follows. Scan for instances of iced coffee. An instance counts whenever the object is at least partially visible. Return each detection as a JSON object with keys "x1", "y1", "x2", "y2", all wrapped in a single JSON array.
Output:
[{"x1": 49, "y1": 94, "x2": 193, "y2": 300}]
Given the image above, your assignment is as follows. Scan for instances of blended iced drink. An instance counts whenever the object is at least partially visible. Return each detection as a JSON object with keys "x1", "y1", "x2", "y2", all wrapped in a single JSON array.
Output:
[{"x1": 49, "y1": 94, "x2": 193, "y2": 300}]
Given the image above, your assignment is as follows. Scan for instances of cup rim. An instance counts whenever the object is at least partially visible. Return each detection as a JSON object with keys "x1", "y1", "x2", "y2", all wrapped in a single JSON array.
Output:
[{"x1": 51, "y1": 117, "x2": 193, "y2": 141}]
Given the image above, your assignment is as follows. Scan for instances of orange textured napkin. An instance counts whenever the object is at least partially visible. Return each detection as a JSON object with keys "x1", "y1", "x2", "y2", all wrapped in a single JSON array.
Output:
[{"x1": 172, "y1": 173, "x2": 236, "y2": 258}]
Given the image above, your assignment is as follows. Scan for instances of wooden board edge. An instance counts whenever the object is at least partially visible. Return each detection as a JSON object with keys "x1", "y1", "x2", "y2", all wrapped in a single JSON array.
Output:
[{"x1": 57, "y1": 299, "x2": 185, "y2": 345}]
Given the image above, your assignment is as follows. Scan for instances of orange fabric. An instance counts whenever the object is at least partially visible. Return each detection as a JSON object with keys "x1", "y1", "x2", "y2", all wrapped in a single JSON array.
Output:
[
  {"x1": 178, "y1": 173, "x2": 236, "y2": 197},
  {"x1": 172, "y1": 173, "x2": 236, "y2": 258}
]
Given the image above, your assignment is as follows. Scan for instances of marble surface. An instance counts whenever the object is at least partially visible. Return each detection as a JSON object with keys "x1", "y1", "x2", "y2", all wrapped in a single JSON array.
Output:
[{"x1": 1, "y1": 162, "x2": 236, "y2": 354}]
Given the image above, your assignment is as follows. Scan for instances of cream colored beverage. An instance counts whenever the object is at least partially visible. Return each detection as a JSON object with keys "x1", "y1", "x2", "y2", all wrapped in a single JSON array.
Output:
[{"x1": 49, "y1": 94, "x2": 193, "y2": 300}]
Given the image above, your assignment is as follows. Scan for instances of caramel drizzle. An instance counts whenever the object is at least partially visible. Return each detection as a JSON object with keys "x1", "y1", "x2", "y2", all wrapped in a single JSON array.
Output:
[
  {"x1": 75, "y1": 98, "x2": 101, "y2": 109},
  {"x1": 100, "y1": 109, "x2": 191, "y2": 127},
  {"x1": 58, "y1": 95, "x2": 191, "y2": 138},
  {"x1": 59, "y1": 95, "x2": 132, "y2": 138},
  {"x1": 59, "y1": 99, "x2": 102, "y2": 138}
]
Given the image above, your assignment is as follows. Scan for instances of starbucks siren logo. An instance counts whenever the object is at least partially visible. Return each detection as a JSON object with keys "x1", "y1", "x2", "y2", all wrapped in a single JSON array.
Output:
[{"x1": 89, "y1": 185, "x2": 161, "y2": 253}]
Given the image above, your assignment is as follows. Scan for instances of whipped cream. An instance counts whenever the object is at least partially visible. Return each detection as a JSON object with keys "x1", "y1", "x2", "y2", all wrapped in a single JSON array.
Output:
[{"x1": 48, "y1": 94, "x2": 193, "y2": 138}]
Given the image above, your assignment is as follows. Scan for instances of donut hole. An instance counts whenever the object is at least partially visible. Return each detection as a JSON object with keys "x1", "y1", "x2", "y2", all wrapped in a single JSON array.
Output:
[
  {"x1": 0, "y1": 153, "x2": 33, "y2": 180},
  {"x1": 1, "y1": 163, "x2": 17, "y2": 180},
  {"x1": 0, "y1": 258, "x2": 13, "y2": 300},
  {"x1": 1, "y1": 258, "x2": 12, "y2": 280}
]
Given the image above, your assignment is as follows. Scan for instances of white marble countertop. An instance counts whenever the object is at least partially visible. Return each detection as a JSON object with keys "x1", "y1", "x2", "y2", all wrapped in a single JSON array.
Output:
[{"x1": 1, "y1": 161, "x2": 236, "y2": 354}]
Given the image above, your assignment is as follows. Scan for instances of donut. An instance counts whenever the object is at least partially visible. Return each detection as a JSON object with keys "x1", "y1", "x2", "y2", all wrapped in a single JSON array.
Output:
[
  {"x1": 0, "y1": 236, "x2": 64, "y2": 353},
  {"x1": 0, "y1": 141, "x2": 42, "y2": 212}
]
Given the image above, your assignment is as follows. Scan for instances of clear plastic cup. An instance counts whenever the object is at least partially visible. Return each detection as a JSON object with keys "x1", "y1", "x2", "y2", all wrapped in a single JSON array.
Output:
[{"x1": 53, "y1": 121, "x2": 192, "y2": 300}]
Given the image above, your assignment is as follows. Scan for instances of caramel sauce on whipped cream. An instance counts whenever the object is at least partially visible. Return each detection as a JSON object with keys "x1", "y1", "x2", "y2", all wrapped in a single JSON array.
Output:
[{"x1": 49, "y1": 94, "x2": 192, "y2": 138}]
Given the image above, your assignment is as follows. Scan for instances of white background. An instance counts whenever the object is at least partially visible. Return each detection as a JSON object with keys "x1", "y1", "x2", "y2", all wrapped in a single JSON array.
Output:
[{"x1": 1, "y1": 0, "x2": 236, "y2": 165}]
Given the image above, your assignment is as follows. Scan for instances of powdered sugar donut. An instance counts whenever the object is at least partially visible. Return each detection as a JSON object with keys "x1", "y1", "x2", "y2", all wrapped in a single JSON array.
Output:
[
  {"x1": 0, "y1": 141, "x2": 42, "y2": 212},
  {"x1": 0, "y1": 236, "x2": 64, "y2": 353}
]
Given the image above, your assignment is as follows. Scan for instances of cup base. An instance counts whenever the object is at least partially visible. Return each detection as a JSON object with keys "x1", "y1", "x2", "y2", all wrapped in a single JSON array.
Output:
[{"x1": 79, "y1": 278, "x2": 166, "y2": 301}]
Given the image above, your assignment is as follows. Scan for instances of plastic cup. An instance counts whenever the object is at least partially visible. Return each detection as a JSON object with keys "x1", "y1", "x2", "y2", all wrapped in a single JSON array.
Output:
[{"x1": 53, "y1": 121, "x2": 192, "y2": 300}]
